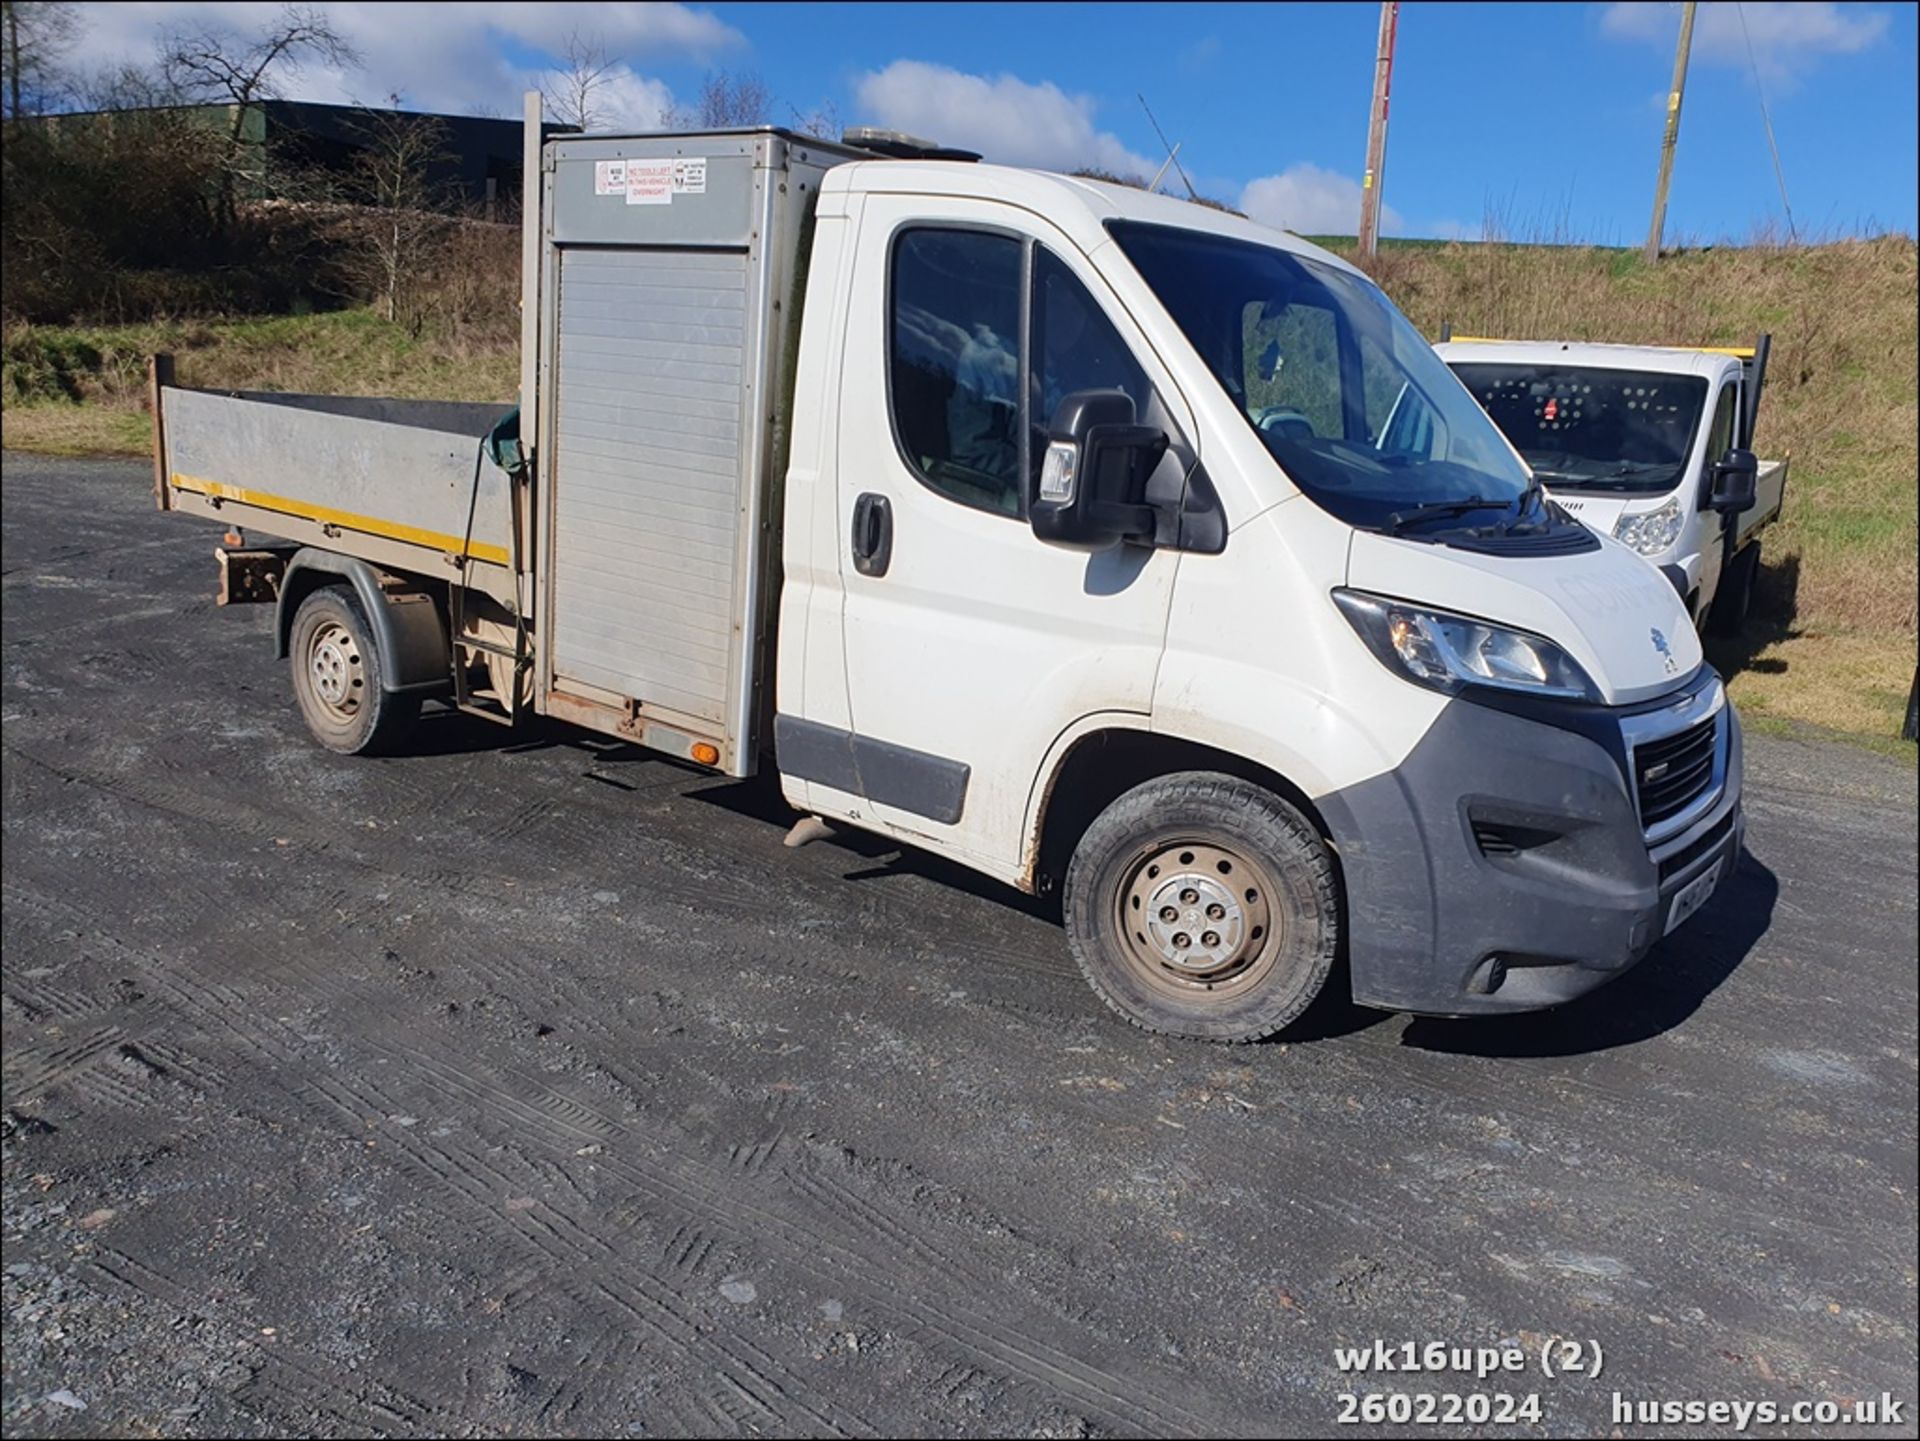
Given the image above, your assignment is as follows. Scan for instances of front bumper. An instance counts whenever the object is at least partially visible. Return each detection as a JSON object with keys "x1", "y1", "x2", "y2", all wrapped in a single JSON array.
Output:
[{"x1": 1319, "y1": 670, "x2": 1744, "y2": 1016}]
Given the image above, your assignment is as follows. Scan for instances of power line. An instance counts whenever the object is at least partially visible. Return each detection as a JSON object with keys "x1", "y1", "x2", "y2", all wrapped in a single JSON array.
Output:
[
  {"x1": 1735, "y1": 0, "x2": 1797, "y2": 243},
  {"x1": 1137, "y1": 94, "x2": 1197, "y2": 201}
]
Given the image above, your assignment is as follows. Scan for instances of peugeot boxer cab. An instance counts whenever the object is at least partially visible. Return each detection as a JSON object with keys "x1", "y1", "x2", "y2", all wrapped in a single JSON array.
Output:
[{"x1": 774, "y1": 163, "x2": 1742, "y2": 1037}]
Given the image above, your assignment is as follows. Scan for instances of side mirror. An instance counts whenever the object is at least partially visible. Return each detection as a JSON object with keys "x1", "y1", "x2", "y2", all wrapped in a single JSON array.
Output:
[
  {"x1": 1030, "y1": 390, "x2": 1167, "y2": 548},
  {"x1": 1708, "y1": 447, "x2": 1758, "y2": 514}
]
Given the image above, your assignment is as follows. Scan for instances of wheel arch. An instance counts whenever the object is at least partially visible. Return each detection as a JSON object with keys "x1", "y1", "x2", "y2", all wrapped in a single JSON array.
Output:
[
  {"x1": 1024, "y1": 721, "x2": 1342, "y2": 900},
  {"x1": 276, "y1": 549, "x2": 451, "y2": 695}
]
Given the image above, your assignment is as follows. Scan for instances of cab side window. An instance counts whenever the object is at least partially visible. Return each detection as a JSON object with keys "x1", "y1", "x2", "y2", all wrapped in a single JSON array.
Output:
[
  {"x1": 1031, "y1": 248, "x2": 1151, "y2": 433},
  {"x1": 888, "y1": 228, "x2": 1025, "y2": 516},
  {"x1": 1707, "y1": 382, "x2": 1738, "y2": 459}
]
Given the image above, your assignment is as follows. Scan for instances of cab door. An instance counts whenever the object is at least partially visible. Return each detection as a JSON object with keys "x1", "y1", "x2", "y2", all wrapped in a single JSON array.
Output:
[
  {"x1": 1693, "y1": 378, "x2": 1740, "y2": 620},
  {"x1": 811, "y1": 195, "x2": 1189, "y2": 877}
]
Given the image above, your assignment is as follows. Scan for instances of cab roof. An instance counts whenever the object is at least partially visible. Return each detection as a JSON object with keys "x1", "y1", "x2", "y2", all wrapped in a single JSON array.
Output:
[
  {"x1": 822, "y1": 159, "x2": 1368, "y2": 279},
  {"x1": 1433, "y1": 338, "x2": 1742, "y2": 378}
]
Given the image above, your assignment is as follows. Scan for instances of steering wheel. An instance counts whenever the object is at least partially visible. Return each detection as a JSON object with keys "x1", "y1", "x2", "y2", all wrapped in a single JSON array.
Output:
[{"x1": 1254, "y1": 406, "x2": 1316, "y2": 442}]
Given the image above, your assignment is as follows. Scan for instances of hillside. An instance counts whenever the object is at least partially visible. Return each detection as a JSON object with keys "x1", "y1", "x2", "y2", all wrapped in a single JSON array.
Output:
[{"x1": 5, "y1": 236, "x2": 1916, "y2": 740}]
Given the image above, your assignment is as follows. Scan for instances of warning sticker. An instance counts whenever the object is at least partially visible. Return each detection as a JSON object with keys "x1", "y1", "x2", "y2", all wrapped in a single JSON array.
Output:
[
  {"x1": 625, "y1": 158, "x2": 675, "y2": 205},
  {"x1": 672, "y1": 158, "x2": 707, "y2": 195},
  {"x1": 594, "y1": 159, "x2": 626, "y2": 196}
]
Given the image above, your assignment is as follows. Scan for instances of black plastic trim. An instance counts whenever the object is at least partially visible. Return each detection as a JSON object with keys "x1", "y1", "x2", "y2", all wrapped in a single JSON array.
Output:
[
  {"x1": 1454, "y1": 662, "x2": 1719, "y2": 783},
  {"x1": 775, "y1": 715, "x2": 971, "y2": 825}
]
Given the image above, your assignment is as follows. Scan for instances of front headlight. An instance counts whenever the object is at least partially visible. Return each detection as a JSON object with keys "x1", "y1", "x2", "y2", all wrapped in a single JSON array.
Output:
[
  {"x1": 1613, "y1": 498, "x2": 1684, "y2": 556},
  {"x1": 1333, "y1": 589, "x2": 1600, "y2": 701}
]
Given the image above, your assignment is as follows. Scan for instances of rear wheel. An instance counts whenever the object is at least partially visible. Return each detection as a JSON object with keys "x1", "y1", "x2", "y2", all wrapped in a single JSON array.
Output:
[
  {"x1": 289, "y1": 587, "x2": 418, "y2": 755},
  {"x1": 1063, "y1": 772, "x2": 1339, "y2": 1042},
  {"x1": 1707, "y1": 541, "x2": 1759, "y2": 637}
]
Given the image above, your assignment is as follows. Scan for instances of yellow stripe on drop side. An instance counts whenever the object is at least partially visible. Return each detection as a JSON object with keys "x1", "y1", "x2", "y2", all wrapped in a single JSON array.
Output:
[{"x1": 169, "y1": 473, "x2": 510, "y2": 566}]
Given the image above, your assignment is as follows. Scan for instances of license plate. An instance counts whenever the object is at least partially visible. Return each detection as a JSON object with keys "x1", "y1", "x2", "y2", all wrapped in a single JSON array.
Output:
[{"x1": 1665, "y1": 860, "x2": 1723, "y2": 935}]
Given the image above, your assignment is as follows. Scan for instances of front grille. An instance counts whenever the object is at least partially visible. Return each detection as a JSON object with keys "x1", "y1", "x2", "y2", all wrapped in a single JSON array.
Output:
[
  {"x1": 1634, "y1": 714, "x2": 1718, "y2": 830},
  {"x1": 1657, "y1": 808, "x2": 1736, "y2": 886}
]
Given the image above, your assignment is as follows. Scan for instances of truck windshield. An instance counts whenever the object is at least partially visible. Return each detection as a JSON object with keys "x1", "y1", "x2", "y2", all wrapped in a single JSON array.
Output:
[
  {"x1": 1109, "y1": 222, "x2": 1532, "y2": 532},
  {"x1": 1447, "y1": 363, "x2": 1709, "y2": 494}
]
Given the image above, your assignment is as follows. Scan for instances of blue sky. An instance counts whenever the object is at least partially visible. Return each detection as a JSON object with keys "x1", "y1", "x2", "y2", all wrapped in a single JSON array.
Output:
[{"x1": 68, "y1": 2, "x2": 1918, "y2": 242}]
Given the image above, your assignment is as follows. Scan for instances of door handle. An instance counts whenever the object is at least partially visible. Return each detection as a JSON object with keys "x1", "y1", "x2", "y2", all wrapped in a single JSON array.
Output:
[{"x1": 851, "y1": 492, "x2": 893, "y2": 577}]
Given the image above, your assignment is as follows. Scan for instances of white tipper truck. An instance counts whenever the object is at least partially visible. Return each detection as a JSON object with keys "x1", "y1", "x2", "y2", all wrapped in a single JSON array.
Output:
[
  {"x1": 150, "y1": 101, "x2": 1744, "y2": 1042},
  {"x1": 1435, "y1": 336, "x2": 1788, "y2": 636}
]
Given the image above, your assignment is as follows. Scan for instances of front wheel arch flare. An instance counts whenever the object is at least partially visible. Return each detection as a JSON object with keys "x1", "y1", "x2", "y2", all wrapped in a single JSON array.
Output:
[{"x1": 1031, "y1": 726, "x2": 1341, "y2": 897}]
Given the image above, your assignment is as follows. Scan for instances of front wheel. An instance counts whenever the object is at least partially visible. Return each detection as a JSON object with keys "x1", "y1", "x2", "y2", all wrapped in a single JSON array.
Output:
[
  {"x1": 289, "y1": 587, "x2": 418, "y2": 755},
  {"x1": 1063, "y1": 772, "x2": 1340, "y2": 1042}
]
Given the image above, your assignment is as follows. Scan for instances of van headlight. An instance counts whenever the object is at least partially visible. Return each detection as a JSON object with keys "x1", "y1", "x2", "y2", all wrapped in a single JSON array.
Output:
[
  {"x1": 1613, "y1": 498, "x2": 1684, "y2": 556},
  {"x1": 1333, "y1": 589, "x2": 1600, "y2": 701}
]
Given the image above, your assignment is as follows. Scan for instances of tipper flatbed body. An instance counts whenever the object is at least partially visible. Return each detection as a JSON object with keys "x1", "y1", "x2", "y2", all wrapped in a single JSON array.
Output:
[
  {"x1": 152, "y1": 101, "x2": 1748, "y2": 1042},
  {"x1": 157, "y1": 125, "x2": 861, "y2": 774}
]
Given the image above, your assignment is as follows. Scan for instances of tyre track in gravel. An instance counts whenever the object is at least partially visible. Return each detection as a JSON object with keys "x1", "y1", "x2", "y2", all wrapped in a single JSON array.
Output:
[
  {"x1": 2, "y1": 732, "x2": 1114, "y2": 1074},
  {"x1": 7, "y1": 726, "x2": 1562, "y2": 1376},
  {"x1": 80, "y1": 1247, "x2": 434, "y2": 1437},
  {"x1": 10, "y1": 733, "x2": 1902, "y2": 1411},
  {"x1": 198, "y1": 934, "x2": 1223, "y2": 1436},
  {"x1": 7, "y1": 872, "x2": 1237, "y2": 1437},
  {"x1": 5, "y1": 880, "x2": 862, "y2": 1440}
]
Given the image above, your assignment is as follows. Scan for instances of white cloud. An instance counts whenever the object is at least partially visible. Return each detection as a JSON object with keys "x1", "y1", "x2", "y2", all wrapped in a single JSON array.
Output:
[
  {"x1": 531, "y1": 64, "x2": 676, "y2": 130},
  {"x1": 1239, "y1": 164, "x2": 1403, "y2": 237},
  {"x1": 854, "y1": 60, "x2": 1158, "y2": 178},
  {"x1": 63, "y1": 1, "x2": 739, "y2": 115},
  {"x1": 1601, "y1": 2, "x2": 1890, "y2": 85}
]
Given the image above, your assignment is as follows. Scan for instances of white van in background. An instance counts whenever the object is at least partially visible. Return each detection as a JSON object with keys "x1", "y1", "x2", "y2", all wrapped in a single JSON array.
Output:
[{"x1": 1436, "y1": 335, "x2": 1787, "y2": 635}]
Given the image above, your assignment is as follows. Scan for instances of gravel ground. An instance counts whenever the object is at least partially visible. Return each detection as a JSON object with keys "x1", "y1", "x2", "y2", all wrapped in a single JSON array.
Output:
[{"x1": 3, "y1": 454, "x2": 1916, "y2": 1438}]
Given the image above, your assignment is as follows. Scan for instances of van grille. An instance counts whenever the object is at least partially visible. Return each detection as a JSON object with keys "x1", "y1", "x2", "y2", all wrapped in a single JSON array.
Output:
[{"x1": 1634, "y1": 715, "x2": 1719, "y2": 830}]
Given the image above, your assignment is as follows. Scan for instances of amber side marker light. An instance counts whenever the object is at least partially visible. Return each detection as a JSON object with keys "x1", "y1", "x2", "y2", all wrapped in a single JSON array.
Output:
[{"x1": 691, "y1": 742, "x2": 720, "y2": 767}]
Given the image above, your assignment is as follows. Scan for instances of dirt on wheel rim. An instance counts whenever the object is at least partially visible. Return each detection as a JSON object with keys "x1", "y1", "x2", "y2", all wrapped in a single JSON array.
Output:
[
  {"x1": 1115, "y1": 837, "x2": 1287, "y2": 998},
  {"x1": 304, "y1": 617, "x2": 365, "y2": 721}
]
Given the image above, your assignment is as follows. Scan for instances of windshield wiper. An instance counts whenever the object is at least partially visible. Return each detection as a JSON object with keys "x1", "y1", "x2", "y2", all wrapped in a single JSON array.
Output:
[{"x1": 1384, "y1": 496, "x2": 1501, "y2": 533}]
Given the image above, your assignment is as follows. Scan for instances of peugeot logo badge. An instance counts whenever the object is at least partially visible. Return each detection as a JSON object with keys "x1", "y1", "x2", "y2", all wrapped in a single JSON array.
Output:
[{"x1": 1649, "y1": 627, "x2": 1678, "y2": 674}]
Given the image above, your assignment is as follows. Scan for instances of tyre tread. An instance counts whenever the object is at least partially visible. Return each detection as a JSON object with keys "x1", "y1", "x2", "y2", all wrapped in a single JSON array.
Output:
[{"x1": 1062, "y1": 771, "x2": 1339, "y2": 1043}]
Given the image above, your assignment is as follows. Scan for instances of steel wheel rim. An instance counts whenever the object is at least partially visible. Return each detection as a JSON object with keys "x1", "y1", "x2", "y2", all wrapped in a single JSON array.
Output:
[
  {"x1": 1114, "y1": 838, "x2": 1286, "y2": 997},
  {"x1": 307, "y1": 620, "x2": 365, "y2": 721}
]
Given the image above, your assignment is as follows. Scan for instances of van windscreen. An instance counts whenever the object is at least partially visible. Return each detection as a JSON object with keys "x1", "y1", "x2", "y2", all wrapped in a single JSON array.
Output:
[{"x1": 1448, "y1": 363, "x2": 1708, "y2": 494}]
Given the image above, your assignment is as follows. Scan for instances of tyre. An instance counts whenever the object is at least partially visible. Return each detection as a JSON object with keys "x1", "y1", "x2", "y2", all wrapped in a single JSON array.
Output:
[
  {"x1": 1063, "y1": 772, "x2": 1340, "y2": 1042},
  {"x1": 1707, "y1": 541, "x2": 1759, "y2": 638},
  {"x1": 288, "y1": 586, "x2": 419, "y2": 755}
]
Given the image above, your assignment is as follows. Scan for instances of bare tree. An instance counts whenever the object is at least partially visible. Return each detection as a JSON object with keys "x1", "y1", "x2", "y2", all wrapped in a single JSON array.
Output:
[
  {"x1": 2, "y1": 0, "x2": 77, "y2": 118},
  {"x1": 541, "y1": 28, "x2": 615, "y2": 132},
  {"x1": 787, "y1": 97, "x2": 841, "y2": 142},
  {"x1": 79, "y1": 60, "x2": 186, "y2": 111},
  {"x1": 339, "y1": 104, "x2": 453, "y2": 331},
  {"x1": 673, "y1": 69, "x2": 770, "y2": 130},
  {"x1": 160, "y1": 4, "x2": 358, "y2": 223}
]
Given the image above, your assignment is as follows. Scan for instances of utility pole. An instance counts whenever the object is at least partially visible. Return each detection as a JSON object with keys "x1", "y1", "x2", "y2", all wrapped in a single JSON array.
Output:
[
  {"x1": 1357, "y1": 0, "x2": 1400, "y2": 258},
  {"x1": 1645, "y1": 0, "x2": 1697, "y2": 261}
]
